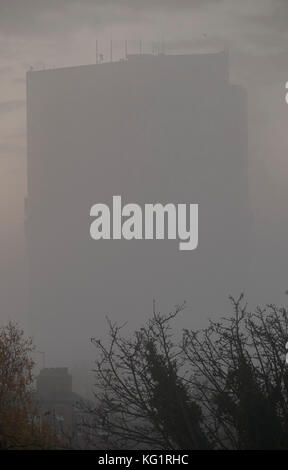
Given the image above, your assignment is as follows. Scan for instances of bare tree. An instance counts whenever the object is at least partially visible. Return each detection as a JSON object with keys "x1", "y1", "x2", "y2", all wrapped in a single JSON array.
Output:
[
  {"x1": 183, "y1": 295, "x2": 288, "y2": 449},
  {"x1": 82, "y1": 296, "x2": 288, "y2": 450},
  {"x1": 81, "y1": 302, "x2": 209, "y2": 449}
]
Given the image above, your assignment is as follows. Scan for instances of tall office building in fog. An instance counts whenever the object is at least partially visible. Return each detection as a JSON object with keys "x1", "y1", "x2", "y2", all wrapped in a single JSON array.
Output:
[{"x1": 26, "y1": 52, "x2": 250, "y2": 364}]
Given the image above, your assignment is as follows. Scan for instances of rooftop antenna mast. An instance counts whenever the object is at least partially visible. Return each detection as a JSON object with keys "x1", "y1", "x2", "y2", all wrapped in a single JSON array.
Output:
[
  {"x1": 110, "y1": 38, "x2": 113, "y2": 62},
  {"x1": 36, "y1": 350, "x2": 46, "y2": 370},
  {"x1": 96, "y1": 39, "x2": 99, "y2": 64},
  {"x1": 161, "y1": 36, "x2": 166, "y2": 55}
]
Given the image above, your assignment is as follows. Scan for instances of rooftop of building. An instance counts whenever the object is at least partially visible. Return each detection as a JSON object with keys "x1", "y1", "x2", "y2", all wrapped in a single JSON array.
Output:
[
  {"x1": 38, "y1": 367, "x2": 69, "y2": 376},
  {"x1": 27, "y1": 50, "x2": 229, "y2": 75}
]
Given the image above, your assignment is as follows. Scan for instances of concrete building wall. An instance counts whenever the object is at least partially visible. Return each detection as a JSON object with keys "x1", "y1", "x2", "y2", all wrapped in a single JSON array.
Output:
[{"x1": 26, "y1": 53, "x2": 250, "y2": 365}]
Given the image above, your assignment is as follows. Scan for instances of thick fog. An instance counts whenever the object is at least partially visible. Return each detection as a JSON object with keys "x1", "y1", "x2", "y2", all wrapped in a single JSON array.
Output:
[{"x1": 1, "y1": 0, "x2": 288, "y2": 395}]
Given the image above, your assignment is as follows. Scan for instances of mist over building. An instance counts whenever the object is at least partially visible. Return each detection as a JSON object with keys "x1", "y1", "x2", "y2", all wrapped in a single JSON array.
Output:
[{"x1": 26, "y1": 52, "x2": 251, "y2": 366}]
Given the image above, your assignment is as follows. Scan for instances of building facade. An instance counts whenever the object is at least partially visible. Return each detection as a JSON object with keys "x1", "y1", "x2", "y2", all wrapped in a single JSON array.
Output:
[{"x1": 26, "y1": 53, "x2": 250, "y2": 365}]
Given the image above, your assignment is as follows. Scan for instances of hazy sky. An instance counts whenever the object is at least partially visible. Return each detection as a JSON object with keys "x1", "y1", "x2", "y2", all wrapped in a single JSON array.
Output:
[{"x1": 1, "y1": 0, "x2": 288, "y2": 328}]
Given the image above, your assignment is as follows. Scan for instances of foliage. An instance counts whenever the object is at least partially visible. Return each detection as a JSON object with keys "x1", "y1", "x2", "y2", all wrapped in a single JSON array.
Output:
[{"x1": 0, "y1": 322, "x2": 58, "y2": 449}]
